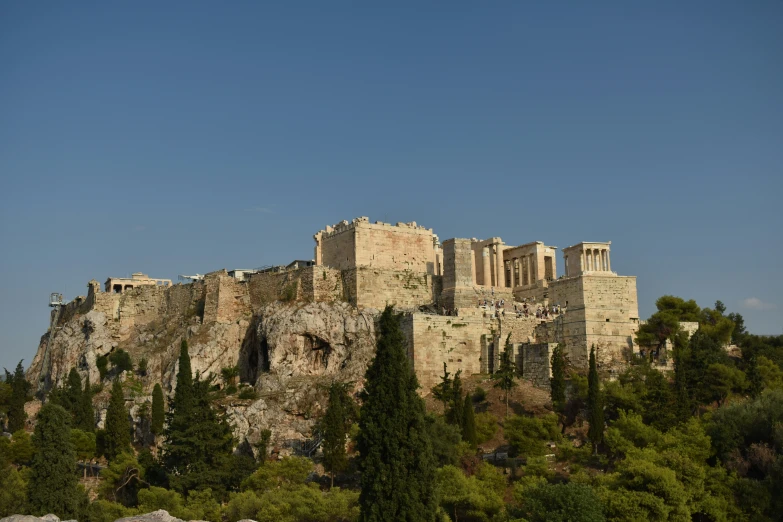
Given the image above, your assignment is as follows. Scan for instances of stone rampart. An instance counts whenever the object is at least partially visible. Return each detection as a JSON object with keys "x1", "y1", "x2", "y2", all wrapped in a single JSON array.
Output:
[
  {"x1": 248, "y1": 266, "x2": 344, "y2": 309},
  {"x1": 518, "y1": 343, "x2": 556, "y2": 388},
  {"x1": 342, "y1": 267, "x2": 442, "y2": 311},
  {"x1": 402, "y1": 313, "x2": 497, "y2": 393},
  {"x1": 203, "y1": 271, "x2": 252, "y2": 324}
]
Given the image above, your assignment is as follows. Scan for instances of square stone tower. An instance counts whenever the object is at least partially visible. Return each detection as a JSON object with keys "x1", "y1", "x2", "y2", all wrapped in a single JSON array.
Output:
[{"x1": 547, "y1": 242, "x2": 639, "y2": 371}]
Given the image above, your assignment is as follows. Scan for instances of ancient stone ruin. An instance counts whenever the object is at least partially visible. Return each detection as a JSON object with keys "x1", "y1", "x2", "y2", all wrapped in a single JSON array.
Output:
[{"x1": 27, "y1": 216, "x2": 640, "y2": 445}]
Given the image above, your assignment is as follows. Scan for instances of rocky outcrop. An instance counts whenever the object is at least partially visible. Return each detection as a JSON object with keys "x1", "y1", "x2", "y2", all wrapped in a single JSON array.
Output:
[{"x1": 26, "y1": 280, "x2": 378, "y2": 449}]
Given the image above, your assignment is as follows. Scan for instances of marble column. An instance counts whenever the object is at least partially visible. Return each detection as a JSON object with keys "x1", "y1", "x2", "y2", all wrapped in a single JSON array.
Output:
[{"x1": 482, "y1": 247, "x2": 491, "y2": 286}]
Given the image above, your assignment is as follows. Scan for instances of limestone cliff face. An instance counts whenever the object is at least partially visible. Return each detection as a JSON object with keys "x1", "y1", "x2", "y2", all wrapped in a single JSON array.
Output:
[{"x1": 27, "y1": 275, "x2": 378, "y2": 449}]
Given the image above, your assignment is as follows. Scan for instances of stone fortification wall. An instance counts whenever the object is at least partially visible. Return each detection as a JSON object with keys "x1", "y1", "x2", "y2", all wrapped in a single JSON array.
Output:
[
  {"x1": 203, "y1": 271, "x2": 252, "y2": 324},
  {"x1": 546, "y1": 274, "x2": 639, "y2": 371},
  {"x1": 248, "y1": 266, "x2": 344, "y2": 309},
  {"x1": 518, "y1": 343, "x2": 556, "y2": 388},
  {"x1": 341, "y1": 267, "x2": 442, "y2": 311},
  {"x1": 402, "y1": 313, "x2": 497, "y2": 393},
  {"x1": 316, "y1": 217, "x2": 438, "y2": 274}
]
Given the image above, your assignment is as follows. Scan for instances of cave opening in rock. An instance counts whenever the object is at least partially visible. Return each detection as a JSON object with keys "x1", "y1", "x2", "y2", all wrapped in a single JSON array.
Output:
[
  {"x1": 239, "y1": 320, "x2": 270, "y2": 384},
  {"x1": 304, "y1": 334, "x2": 332, "y2": 370}
]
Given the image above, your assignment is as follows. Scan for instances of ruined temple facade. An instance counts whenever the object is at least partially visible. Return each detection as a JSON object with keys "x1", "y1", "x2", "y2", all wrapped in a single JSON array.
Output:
[{"x1": 312, "y1": 217, "x2": 640, "y2": 385}]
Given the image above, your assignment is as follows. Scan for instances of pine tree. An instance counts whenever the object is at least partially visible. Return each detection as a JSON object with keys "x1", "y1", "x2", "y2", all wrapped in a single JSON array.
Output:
[
  {"x1": 151, "y1": 383, "x2": 165, "y2": 436},
  {"x1": 104, "y1": 379, "x2": 131, "y2": 461},
  {"x1": 357, "y1": 306, "x2": 437, "y2": 522},
  {"x1": 492, "y1": 335, "x2": 517, "y2": 418},
  {"x1": 431, "y1": 363, "x2": 452, "y2": 412},
  {"x1": 322, "y1": 382, "x2": 352, "y2": 487},
  {"x1": 80, "y1": 374, "x2": 95, "y2": 432},
  {"x1": 550, "y1": 344, "x2": 567, "y2": 415},
  {"x1": 27, "y1": 403, "x2": 83, "y2": 518},
  {"x1": 446, "y1": 370, "x2": 463, "y2": 428},
  {"x1": 461, "y1": 394, "x2": 477, "y2": 448},
  {"x1": 587, "y1": 346, "x2": 604, "y2": 455},
  {"x1": 5, "y1": 361, "x2": 30, "y2": 433}
]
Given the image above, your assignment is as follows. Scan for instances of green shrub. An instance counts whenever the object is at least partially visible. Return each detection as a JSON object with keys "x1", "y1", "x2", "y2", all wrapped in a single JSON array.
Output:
[
  {"x1": 472, "y1": 386, "x2": 487, "y2": 403},
  {"x1": 96, "y1": 356, "x2": 109, "y2": 381},
  {"x1": 474, "y1": 412, "x2": 498, "y2": 444},
  {"x1": 109, "y1": 350, "x2": 133, "y2": 373},
  {"x1": 280, "y1": 281, "x2": 298, "y2": 302},
  {"x1": 238, "y1": 387, "x2": 259, "y2": 401}
]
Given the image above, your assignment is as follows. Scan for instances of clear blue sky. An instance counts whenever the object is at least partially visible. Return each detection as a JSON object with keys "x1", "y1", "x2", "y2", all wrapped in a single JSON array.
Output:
[{"x1": 1, "y1": 2, "x2": 781, "y2": 371}]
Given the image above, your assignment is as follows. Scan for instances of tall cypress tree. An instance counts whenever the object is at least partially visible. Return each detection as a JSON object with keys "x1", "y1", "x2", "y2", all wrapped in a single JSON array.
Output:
[
  {"x1": 173, "y1": 340, "x2": 193, "y2": 416},
  {"x1": 27, "y1": 403, "x2": 83, "y2": 518},
  {"x1": 587, "y1": 346, "x2": 604, "y2": 455},
  {"x1": 151, "y1": 383, "x2": 165, "y2": 436},
  {"x1": 358, "y1": 306, "x2": 437, "y2": 522},
  {"x1": 5, "y1": 361, "x2": 30, "y2": 433},
  {"x1": 550, "y1": 344, "x2": 567, "y2": 415},
  {"x1": 65, "y1": 368, "x2": 83, "y2": 417},
  {"x1": 104, "y1": 379, "x2": 131, "y2": 460},
  {"x1": 80, "y1": 374, "x2": 95, "y2": 432},
  {"x1": 322, "y1": 382, "x2": 351, "y2": 487},
  {"x1": 461, "y1": 394, "x2": 477, "y2": 448},
  {"x1": 163, "y1": 342, "x2": 236, "y2": 497},
  {"x1": 492, "y1": 335, "x2": 517, "y2": 418},
  {"x1": 445, "y1": 370, "x2": 463, "y2": 428}
]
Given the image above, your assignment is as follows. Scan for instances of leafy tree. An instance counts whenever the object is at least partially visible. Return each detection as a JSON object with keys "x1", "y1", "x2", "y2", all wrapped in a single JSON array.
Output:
[
  {"x1": 138, "y1": 486, "x2": 184, "y2": 514},
  {"x1": 27, "y1": 403, "x2": 85, "y2": 518},
  {"x1": 512, "y1": 482, "x2": 605, "y2": 522},
  {"x1": 704, "y1": 362, "x2": 748, "y2": 406},
  {"x1": 83, "y1": 500, "x2": 134, "y2": 522},
  {"x1": 461, "y1": 394, "x2": 477, "y2": 448},
  {"x1": 473, "y1": 412, "x2": 497, "y2": 445},
  {"x1": 425, "y1": 413, "x2": 463, "y2": 467},
  {"x1": 96, "y1": 355, "x2": 109, "y2": 381},
  {"x1": 492, "y1": 334, "x2": 517, "y2": 418},
  {"x1": 5, "y1": 361, "x2": 31, "y2": 433},
  {"x1": 70, "y1": 428, "x2": 97, "y2": 461},
  {"x1": 151, "y1": 383, "x2": 165, "y2": 436},
  {"x1": 357, "y1": 306, "x2": 437, "y2": 521},
  {"x1": 0, "y1": 462, "x2": 27, "y2": 517},
  {"x1": 8, "y1": 429, "x2": 35, "y2": 465},
  {"x1": 99, "y1": 452, "x2": 145, "y2": 506},
  {"x1": 587, "y1": 346, "x2": 604, "y2": 455},
  {"x1": 104, "y1": 379, "x2": 131, "y2": 460},
  {"x1": 436, "y1": 464, "x2": 505, "y2": 522},
  {"x1": 109, "y1": 349, "x2": 133, "y2": 373},
  {"x1": 322, "y1": 381, "x2": 354, "y2": 487},
  {"x1": 505, "y1": 414, "x2": 561, "y2": 457}
]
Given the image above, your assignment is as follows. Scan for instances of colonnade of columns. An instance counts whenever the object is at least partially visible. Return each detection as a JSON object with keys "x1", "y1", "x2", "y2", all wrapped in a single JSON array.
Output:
[
  {"x1": 479, "y1": 243, "x2": 505, "y2": 287},
  {"x1": 579, "y1": 248, "x2": 611, "y2": 272},
  {"x1": 502, "y1": 254, "x2": 536, "y2": 288}
]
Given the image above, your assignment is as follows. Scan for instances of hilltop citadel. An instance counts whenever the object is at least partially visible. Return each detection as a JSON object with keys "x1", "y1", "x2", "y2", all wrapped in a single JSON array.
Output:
[{"x1": 33, "y1": 217, "x2": 640, "y2": 394}]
